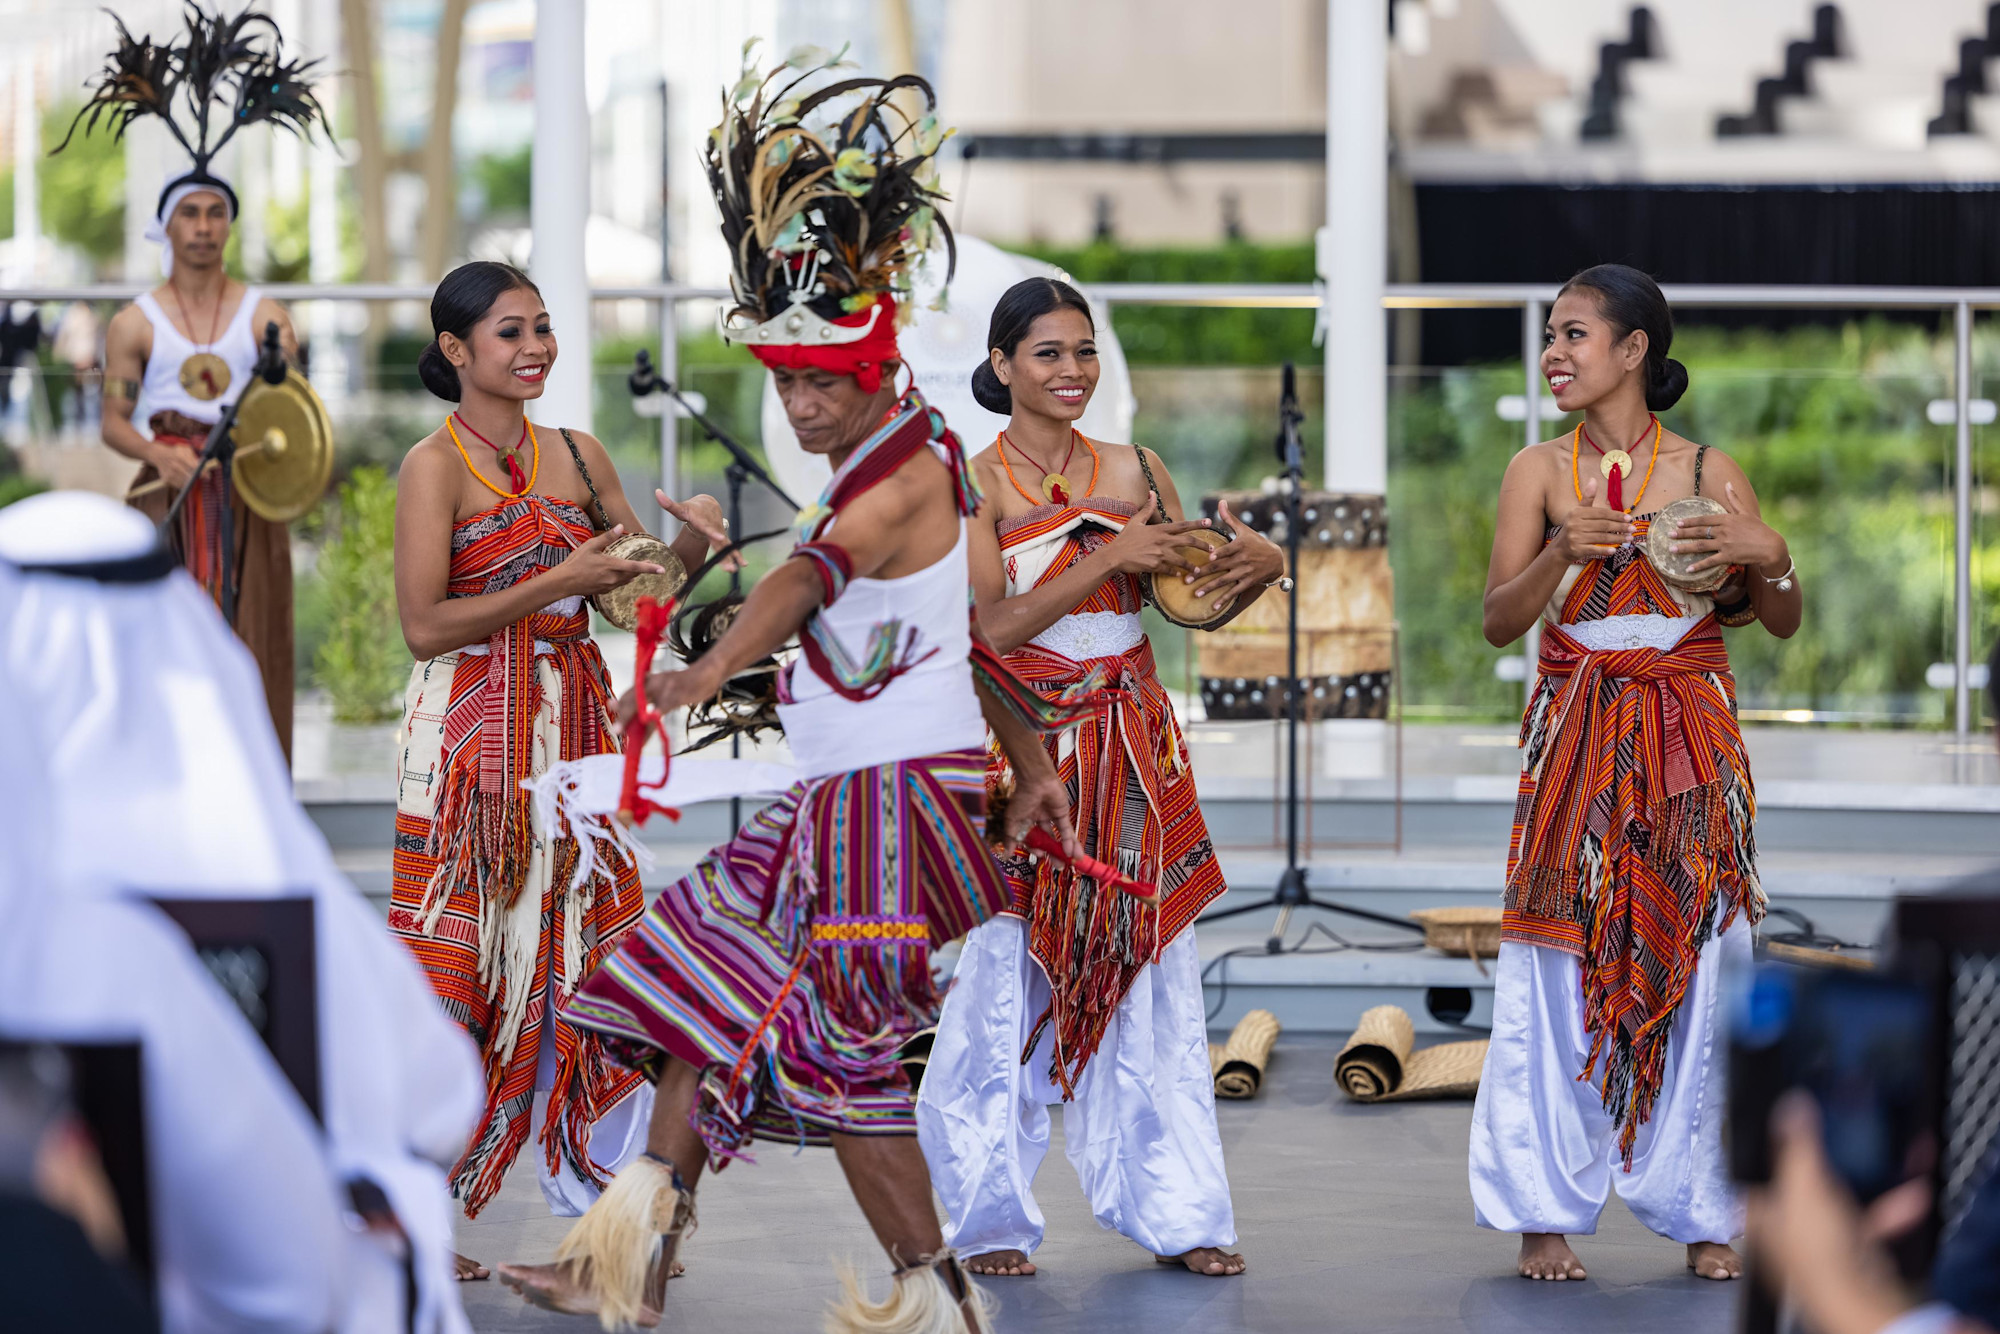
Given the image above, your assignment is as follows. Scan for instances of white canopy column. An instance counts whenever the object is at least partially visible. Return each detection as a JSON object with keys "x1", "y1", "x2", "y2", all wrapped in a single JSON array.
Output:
[
  {"x1": 532, "y1": 0, "x2": 592, "y2": 434},
  {"x1": 306, "y1": 0, "x2": 345, "y2": 401},
  {"x1": 1322, "y1": 0, "x2": 1387, "y2": 494},
  {"x1": 1312, "y1": 0, "x2": 1393, "y2": 778},
  {"x1": 12, "y1": 50, "x2": 39, "y2": 283}
]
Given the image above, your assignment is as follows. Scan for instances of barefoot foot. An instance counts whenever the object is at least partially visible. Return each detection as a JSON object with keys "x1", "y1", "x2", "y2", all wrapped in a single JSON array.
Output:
[
  {"x1": 1518, "y1": 1234, "x2": 1587, "y2": 1281},
  {"x1": 495, "y1": 1259, "x2": 679, "y2": 1323},
  {"x1": 1155, "y1": 1247, "x2": 1247, "y2": 1276},
  {"x1": 963, "y1": 1249, "x2": 1036, "y2": 1277},
  {"x1": 1686, "y1": 1242, "x2": 1742, "y2": 1281},
  {"x1": 453, "y1": 1252, "x2": 489, "y2": 1281}
]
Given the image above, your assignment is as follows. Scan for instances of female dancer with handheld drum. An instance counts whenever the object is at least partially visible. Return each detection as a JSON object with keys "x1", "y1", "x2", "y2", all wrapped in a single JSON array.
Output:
[
  {"x1": 915, "y1": 277, "x2": 1287, "y2": 1278},
  {"x1": 387, "y1": 261, "x2": 731, "y2": 1278},
  {"x1": 1472, "y1": 263, "x2": 1800, "y2": 1283}
]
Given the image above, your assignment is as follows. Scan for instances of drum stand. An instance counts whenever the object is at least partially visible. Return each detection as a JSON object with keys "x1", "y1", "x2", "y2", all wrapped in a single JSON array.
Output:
[
  {"x1": 1194, "y1": 363, "x2": 1423, "y2": 952},
  {"x1": 629, "y1": 349, "x2": 800, "y2": 824},
  {"x1": 158, "y1": 321, "x2": 290, "y2": 628}
]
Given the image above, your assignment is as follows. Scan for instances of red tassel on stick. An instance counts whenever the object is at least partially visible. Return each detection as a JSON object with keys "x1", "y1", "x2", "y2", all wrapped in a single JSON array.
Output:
[{"x1": 617, "y1": 596, "x2": 681, "y2": 828}]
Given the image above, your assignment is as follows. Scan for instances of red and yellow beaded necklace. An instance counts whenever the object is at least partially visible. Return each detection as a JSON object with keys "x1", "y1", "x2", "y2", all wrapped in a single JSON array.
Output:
[
  {"x1": 1569, "y1": 414, "x2": 1660, "y2": 513},
  {"x1": 447, "y1": 413, "x2": 541, "y2": 499},
  {"x1": 998, "y1": 429, "x2": 1099, "y2": 506}
]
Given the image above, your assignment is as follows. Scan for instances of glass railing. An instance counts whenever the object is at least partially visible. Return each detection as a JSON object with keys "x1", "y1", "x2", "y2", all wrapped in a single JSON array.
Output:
[
  {"x1": 1, "y1": 295, "x2": 1991, "y2": 739},
  {"x1": 1383, "y1": 361, "x2": 1982, "y2": 730}
]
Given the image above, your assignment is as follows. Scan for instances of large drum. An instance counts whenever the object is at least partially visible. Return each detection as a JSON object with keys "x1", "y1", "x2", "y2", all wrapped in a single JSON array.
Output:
[{"x1": 1193, "y1": 489, "x2": 1393, "y2": 722}]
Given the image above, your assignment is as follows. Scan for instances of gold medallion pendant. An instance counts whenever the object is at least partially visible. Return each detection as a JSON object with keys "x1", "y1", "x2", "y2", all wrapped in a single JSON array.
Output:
[
  {"x1": 1041, "y1": 473, "x2": 1072, "y2": 505},
  {"x1": 1599, "y1": 448, "x2": 1633, "y2": 479},
  {"x1": 180, "y1": 352, "x2": 232, "y2": 402}
]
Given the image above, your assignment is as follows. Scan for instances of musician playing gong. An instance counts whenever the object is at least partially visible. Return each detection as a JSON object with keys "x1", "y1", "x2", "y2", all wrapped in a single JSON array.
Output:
[
  {"x1": 386, "y1": 260, "x2": 730, "y2": 1280},
  {"x1": 1471, "y1": 264, "x2": 1800, "y2": 1284},
  {"x1": 915, "y1": 277, "x2": 1286, "y2": 1281},
  {"x1": 71, "y1": 8, "x2": 329, "y2": 758}
]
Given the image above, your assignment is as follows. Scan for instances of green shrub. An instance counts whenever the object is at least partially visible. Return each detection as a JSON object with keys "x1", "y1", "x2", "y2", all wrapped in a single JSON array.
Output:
[
  {"x1": 1020, "y1": 241, "x2": 1319, "y2": 366},
  {"x1": 471, "y1": 146, "x2": 532, "y2": 219},
  {"x1": 1, "y1": 102, "x2": 125, "y2": 272},
  {"x1": 0, "y1": 474, "x2": 48, "y2": 509},
  {"x1": 312, "y1": 466, "x2": 408, "y2": 723},
  {"x1": 1383, "y1": 318, "x2": 1999, "y2": 724}
]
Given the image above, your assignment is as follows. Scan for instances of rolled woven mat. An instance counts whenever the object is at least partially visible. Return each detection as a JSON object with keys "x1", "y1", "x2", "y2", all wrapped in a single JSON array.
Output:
[
  {"x1": 1410, "y1": 906, "x2": 1504, "y2": 960},
  {"x1": 1334, "y1": 1004, "x2": 1489, "y2": 1103},
  {"x1": 1213, "y1": 1009, "x2": 1281, "y2": 1099},
  {"x1": 1208, "y1": 1044, "x2": 1226, "y2": 1077}
]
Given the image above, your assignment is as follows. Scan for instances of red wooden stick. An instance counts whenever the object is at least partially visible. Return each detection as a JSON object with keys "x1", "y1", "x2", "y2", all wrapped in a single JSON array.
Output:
[
  {"x1": 618, "y1": 596, "x2": 681, "y2": 828},
  {"x1": 1021, "y1": 826, "x2": 1158, "y2": 905}
]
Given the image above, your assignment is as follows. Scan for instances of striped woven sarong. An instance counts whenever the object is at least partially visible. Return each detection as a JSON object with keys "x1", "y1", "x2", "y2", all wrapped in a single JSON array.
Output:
[
  {"x1": 127, "y1": 425, "x2": 295, "y2": 757},
  {"x1": 1506, "y1": 521, "x2": 1762, "y2": 1163},
  {"x1": 562, "y1": 750, "x2": 1009, "y2": 1161},
  {"x1": 387, "y1": 495, "x2": 647, "y2": 1215},
  {"x1": 990, "y1": 499, "x2": 1225, "y2": 1095}
]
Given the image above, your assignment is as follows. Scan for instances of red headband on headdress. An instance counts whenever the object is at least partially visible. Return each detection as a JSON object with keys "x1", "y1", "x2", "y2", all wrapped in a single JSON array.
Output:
[{"x1": 747, "y1": 296, "x2": 901, "y2": 394}]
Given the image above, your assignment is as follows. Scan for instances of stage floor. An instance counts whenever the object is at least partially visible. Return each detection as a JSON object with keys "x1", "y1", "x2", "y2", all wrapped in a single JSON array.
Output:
[{"x1": 455, "y1": 1036, "x2": 1741, "y2": 1333}]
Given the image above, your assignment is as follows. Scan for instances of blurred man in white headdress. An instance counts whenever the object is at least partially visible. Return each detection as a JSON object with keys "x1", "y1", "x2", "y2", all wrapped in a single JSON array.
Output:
[
  {"x1": 0, "y1": 490, "x2": 485, "y2": 1334},
  {"x1": 0, "y1": 550, "x2": 346, "y2": 1333}
]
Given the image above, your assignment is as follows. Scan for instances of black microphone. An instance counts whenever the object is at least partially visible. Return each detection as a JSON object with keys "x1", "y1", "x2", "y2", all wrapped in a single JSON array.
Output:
[
  {"x1": 1275, "y1": 360, "x2": 1302, "y2": 463},
  {"x1": 628, "y1": 347, "x2": 660, "y2": 398},
  {"x1": 256, "y1": 319, "x2": 287, "y2": 385}
]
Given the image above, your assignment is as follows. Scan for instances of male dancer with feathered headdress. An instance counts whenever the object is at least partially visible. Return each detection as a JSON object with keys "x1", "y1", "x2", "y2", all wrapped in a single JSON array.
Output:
[
  {"x1": 494, "y1": 47, "x2": 1092, "y2": 1333},
  {"x1": 63, "y1": 6, "x2": 326, "y2": 757}
]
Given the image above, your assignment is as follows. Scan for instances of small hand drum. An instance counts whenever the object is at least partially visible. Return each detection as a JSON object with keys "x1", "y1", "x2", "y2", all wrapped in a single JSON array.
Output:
[
  {"x1": 1644, "y1": 496, "x2": 1730, "y2": 594},
  {"x1": 590, "y1": 534, "x2": 688, "y2": 632},
  {"x1": 1148, "y1": 527, "x2": 1233, "y2": 629}
]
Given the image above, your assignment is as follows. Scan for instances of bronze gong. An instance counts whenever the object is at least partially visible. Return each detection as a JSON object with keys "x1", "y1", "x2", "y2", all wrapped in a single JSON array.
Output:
[
  {"x1": 1644, "y1": 495, "x2": 1731, "y2": 594},
  {"x1": 591, "y1": 534, "x2": 688, "y2": 632}
]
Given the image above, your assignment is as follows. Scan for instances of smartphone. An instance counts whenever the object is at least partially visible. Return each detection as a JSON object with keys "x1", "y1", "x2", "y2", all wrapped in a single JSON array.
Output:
[{"x1": 1728, "y1": 961, "x2": 1941, "y2": 1205}]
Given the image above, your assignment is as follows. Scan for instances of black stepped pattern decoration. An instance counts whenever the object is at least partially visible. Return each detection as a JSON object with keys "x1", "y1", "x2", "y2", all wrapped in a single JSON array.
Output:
[
  {"x1": 1928, "y1": 6, "x2": 2000, "y2": 136},
  {"x1": 1579, "y1": 6, "x2": 1659, "y2": 141},
  {"x1": 1717, "y1": 5, "x2": 1842, "y2": 137}
]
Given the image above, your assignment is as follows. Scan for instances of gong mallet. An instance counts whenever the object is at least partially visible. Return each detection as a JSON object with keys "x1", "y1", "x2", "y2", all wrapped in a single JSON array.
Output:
[{"x1": 126, "y1": 418, "x2": 293, "y2": 499}]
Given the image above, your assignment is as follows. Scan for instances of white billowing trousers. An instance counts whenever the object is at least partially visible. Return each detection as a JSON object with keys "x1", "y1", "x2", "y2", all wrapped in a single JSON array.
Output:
[
  {"x1": 1468, "y1": 913, "x2": 1751, "y2": 1243},
  {"x1": 533, "y1": 979, "x2": 654, "y2": 1216},
  {"x1": 916, "y1": 915, "x2": 1237, "y2": 1258}
]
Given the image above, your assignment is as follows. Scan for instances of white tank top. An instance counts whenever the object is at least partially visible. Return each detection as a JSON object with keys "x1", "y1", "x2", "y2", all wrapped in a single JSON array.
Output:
[
  {"x1": 134, "y1": 284, "x2": 264, "y2": 429},
  {"x1": 776, "y1": 520, "x2": 987, "y2": 780}
]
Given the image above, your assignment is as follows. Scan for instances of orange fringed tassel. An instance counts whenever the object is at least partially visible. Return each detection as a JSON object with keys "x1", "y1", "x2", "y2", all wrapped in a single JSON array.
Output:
[
  {"x1": 425, "y1": 757, "x2": 536, "y2": 910},
  {"x1": 1028, "y1": 855, "x2": 1160, "y2": 1097},
  {"x1": 450, "y1": 1096, "x2": 529, "y2": 1217}
]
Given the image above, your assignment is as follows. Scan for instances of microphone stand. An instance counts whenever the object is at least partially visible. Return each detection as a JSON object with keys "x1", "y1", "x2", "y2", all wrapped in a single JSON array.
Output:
[
  {"x1": 160, "y1": 320, "x2": 289, "y2": 628},
  {"x1": 1194, "y1": 362, "x2": 1423, "y2": 951},
  {"x1": 630, "y1": 348, "x2": 800, "y2": 825}
]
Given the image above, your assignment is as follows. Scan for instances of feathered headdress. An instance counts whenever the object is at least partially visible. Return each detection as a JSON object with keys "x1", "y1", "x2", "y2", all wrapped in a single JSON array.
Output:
[
  {"x1": 707, "y1": 42, "x2": 956, "y2": 391},
  {"x1": 56, "y1": 5, "x2": 327, "y2": 221}
]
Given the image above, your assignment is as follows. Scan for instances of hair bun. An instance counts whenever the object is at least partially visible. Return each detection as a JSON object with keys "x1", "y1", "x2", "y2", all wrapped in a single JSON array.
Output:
[
  {"x1": 969, "y1": 360, "x2": 1012, "y2": 415},
  {"x1": 1646, "y1": 356, "x2": 1689, "y2": 412},
  {"x1": 417, "y1": 338, "x2": 461, "y2": 402}
]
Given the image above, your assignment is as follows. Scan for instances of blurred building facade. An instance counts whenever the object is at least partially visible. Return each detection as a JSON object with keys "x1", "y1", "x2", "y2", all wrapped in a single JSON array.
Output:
[
  {"x1": 6, "y1": 1, "x2": 2000, "y2": 299},
  {"x1": 937, "y1": 0, "x2": 1329, "y2": 247}
]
